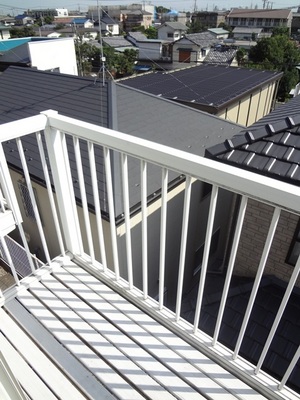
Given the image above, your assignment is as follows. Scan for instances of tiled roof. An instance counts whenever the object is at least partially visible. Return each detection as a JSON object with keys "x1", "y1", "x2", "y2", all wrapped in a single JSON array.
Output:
[
  {"x1": 119, "y1": 64, "x2": 282, "y2": 111},
  {"x1": 205, "y1": 95, "x2": 300, "y2": 186},
  {"x1": 233, "y1": 27, "x2": 263, "y2": 34},
  {"x1": 228, "y1": 8, "x2": 292, "y2": 19},
  {"x1": 181, "y1": 32, "x2": 219, "y2": 47},
  {"x1": 204, "y1": 48, "x2": 237, "y2": 65},
  {"x1": 127, "y1": 31, "x2": 148, "y2": 41}
]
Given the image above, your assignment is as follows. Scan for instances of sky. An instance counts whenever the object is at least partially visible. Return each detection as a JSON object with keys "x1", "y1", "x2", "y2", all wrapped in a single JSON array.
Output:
[{"x1": 0, "y1": 0, "x2": 298, "y2": 15}]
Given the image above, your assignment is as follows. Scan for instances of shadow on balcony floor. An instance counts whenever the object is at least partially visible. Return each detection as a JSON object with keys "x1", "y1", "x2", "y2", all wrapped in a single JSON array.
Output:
[{"x1": 182, "y1": 274, "x2": 300, "y2": 394}]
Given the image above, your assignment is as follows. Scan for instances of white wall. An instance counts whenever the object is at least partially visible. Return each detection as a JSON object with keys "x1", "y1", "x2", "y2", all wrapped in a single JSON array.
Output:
[
  {"x1": 28, "y1": 38, "x2": 78, "y2": 75},
  {"x1": 137, "y1": 41, "x2": 162, "y2": 60}
]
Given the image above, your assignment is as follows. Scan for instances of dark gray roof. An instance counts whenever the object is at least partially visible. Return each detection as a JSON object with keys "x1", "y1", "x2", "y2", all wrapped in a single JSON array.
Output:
[
  {"x1": 0, "y1": 66, "x2": 242, "y2": 218},
  {"x1": 127, "y1": 31, "x2": 148, "y2": 41},
  {"x1": 180, "y1": 32, "x2": 220, "y2": 47},
  {"x1": 159, "y1": 22, "x2": 187, "y2": 30},
  {"x1": 205, "y1": 95, "x2": 300, "y2": 186},
  {"x1": 102, "y1": 36, "x2": 133, "y2": 48},
  {"x1": 119, "y1": 65, "x2": 282, "y2": 112}
]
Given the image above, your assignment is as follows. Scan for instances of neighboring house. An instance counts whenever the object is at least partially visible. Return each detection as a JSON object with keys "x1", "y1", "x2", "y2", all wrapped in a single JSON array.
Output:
[
  {"x1": 72, "y1": 18, "x2": 94, "y2": 29},
  {"x1": 14, "y1": 14, "x2": 34, "y2": 26},
  {"x1": 120, "y1": 9, "x2": 152, "y2": 31},
  {"x1": 191, "y1": 10, "x2": 227, "y2": 28},
  {"x1": 0, "y1": 65, "x2": 243, "y2": 302},
  {"x1": 204, "y1": 94, "x2": 300, "y2": 392},
  {"x1": 126, "y1": 31, "x2": 172, "y2": 61},
  {"x1": 120, "y1": 64, "x2": 282, "y2": 127},
  {"x1": 28, "y1": 8, "x2": 63, "y2": 19},
  {"x1": 226, "y1": 8, "x2": 293, "y2": 33},
  {"x1": 232, "y1": 27, "x2": 263, "y2": 41},
  {"x1": 157, "y1": 22, "x2": 188, "y2": 41},
  {"x1": 292, "y1": 7, "x2": 300, "y2": 33},
  {"x1": 0, "y1": 16, "x2": 15, "y2": 26},
  {"x1": 207, "y1": 27, "x2": 229, "y2": 40},
  {"x1": 0, "y1": 37, "x2": 78, "y2": 75},
  {"x1": 100, "y1": 16, "x2": 119, "y2": 36},
  {"x1": 172, "y1": 32, "x2": 220, "y2": 63},
  {"x1": 102, "y1": 36, "x2": 133, "y2": 51},
  {"x1": 0, "y1": 24, "x2": 10, "y2": 40}
]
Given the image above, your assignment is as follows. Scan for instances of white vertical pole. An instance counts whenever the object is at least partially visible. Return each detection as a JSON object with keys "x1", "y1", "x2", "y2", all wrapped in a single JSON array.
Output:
[
  {"x1": 255, "y1": 255, "x2": 300, "y2": 373},
  {"x1": 104, "y1": 147, "x2": 120, "y2": 279},
  {"x1": 213, "y1": 195, "x2": 248, "y2": 346},
  {"x1": 88, "y1": 142, "x2": 107, "y2": 271},
  {"x1": 175, "y1": 175, "x2": 192, "y2": 321},
  {"x1": 73, "y1": 137, "x2": 95, "y2": 262},
  {"x1": 16, "y1": 138, "x2": 51, "y2": 265},
  {"x1": 121, "y1": 153, "x2": 133, "y2": 289},
  {"x1": 36, "y1": 132, "x2": 65, "y2": 257},
  {"x1": 234, "y1": 206, "x2": 281, "y2": 359},
  {"x1": 43, "y1": 113, "x2": 83, "y2": 256},
  {"x1": 141, "y1": 160, "x2": 148, "y2": 300},
  {"x1": 278, "y1": 345, "x2": 300, "y2": 390},
  {"x1": 193, "y1": 185, "x2": 218, "y2": 333},
  {"x1": 159, "y1": 168, "x2": 168, "y2": 310}
]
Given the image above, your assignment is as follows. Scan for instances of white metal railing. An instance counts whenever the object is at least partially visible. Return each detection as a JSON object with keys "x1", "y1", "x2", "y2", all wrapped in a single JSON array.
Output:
[{"x1": 0, "y1": 110, "x2": 300, "y2": 400}]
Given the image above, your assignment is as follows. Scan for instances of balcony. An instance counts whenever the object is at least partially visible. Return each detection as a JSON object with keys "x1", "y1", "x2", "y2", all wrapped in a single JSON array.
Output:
[{"x1": 0, "y1": 111, "x2": 300, "y2": 400}]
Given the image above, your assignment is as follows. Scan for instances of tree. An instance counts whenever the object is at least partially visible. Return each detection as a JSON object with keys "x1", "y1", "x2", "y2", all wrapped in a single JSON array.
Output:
[
  {"x1": 247, "y1": 34, "x2": 300, "y2": 100},
  {"x1": 10, "y1": 26, "x2": 36, "y2": 38},
  {"x1": 187, "y1": 19, "x2": 206, "y2": 33},
  {"x1": 236, "y1": 48, "x2": 247, "y2": 66}
]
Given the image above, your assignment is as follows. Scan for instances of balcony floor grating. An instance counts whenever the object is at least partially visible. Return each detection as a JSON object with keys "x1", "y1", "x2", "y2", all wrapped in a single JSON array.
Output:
[{"x1": 0, "y1": 261, "x2": 268, "y2": 400}]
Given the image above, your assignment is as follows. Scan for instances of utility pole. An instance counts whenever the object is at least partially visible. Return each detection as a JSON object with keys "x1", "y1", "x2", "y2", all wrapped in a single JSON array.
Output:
[{"x1": 262, "y1": 0, "x2": 267, "y2": 9}]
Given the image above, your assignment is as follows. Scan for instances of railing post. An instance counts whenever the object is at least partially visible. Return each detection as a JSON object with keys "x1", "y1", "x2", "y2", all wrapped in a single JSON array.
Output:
[{"x1": 42, "y1": 111, "x2": 83, "y2": 256}]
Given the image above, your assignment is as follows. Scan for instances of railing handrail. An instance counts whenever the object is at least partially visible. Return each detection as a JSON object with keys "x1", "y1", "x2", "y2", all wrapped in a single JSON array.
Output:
[{"x1": 42, "y1": 110, "x2": 300, "y2": 215}]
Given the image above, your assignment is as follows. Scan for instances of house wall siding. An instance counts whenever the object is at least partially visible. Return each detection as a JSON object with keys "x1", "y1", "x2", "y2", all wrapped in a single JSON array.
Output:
[{"x1": 234, "y1": 198, "x2": 300, "y2": 287}]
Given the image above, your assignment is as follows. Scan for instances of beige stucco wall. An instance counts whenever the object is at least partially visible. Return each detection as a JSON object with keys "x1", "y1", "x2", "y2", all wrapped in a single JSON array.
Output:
[
  {"x1": 217, "y1": 80, "x2": 277, "y2": 127},
  {"x1": 233, "y1": 198, "x2": 300, "y2": 287}
]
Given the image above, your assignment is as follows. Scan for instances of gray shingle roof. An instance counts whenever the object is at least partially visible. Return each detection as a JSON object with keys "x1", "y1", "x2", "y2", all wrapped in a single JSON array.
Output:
[
  {"x1": 180, "y1": 32, "x2": 219, "y2": 47},
  {"x1": 0, "y1": 66, "x2": 242, "y2": 218},
  {"x1": 204, "y1": 48, "x2": 237, "y2": 65},
  {"x1": 205, "y1": 95, "x2": 300, "y2": 186},
  {"x1": 159, "y1": 22, "x2": 188, "y2": 30},
  {"x1": 119, "y1": 65, "x2": 282, "y2": 111},
  {"x1": 102, "y1": 36, "x2": 133, "y2": 48}
]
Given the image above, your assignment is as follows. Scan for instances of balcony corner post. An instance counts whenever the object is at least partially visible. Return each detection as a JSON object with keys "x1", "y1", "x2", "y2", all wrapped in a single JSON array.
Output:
[{"x1": 42, "y1": 110, "x2": 83, "y2": 256}]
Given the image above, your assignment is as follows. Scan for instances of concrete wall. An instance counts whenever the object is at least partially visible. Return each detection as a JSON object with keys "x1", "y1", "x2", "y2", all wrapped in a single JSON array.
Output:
[{"x1": 28, "y1": 38, "x2": 78, "y2": 75}]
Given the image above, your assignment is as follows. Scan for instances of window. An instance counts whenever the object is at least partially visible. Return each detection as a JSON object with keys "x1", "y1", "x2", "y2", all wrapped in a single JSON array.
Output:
[
  {"x1": 167, "y1": 33, "x2": 173, "y2": 38},
  {"x1": 286, "y1": 219, "x2": 300, "y2": 266}
]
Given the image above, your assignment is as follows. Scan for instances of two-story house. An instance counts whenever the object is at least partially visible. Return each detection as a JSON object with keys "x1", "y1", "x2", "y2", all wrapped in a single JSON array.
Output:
[
  {"x1": 157, "y1": 21, "x2": 188, "y2": 41},
  {"x1": 226, "y1": 8, "x2": 293, "y2": 33}
]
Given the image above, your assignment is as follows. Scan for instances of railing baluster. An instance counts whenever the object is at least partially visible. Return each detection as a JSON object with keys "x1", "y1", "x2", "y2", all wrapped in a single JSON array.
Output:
[
  {"x1": 278, "y1": 345, "x2": 300, "y2": 390},
  {"x1": 121, "y1": 153, "x2": 133, "y2": 289},
  {"x1": 141, "y1": 160, "x2": 148, "y2": 299},
  {"x1": 212, "y1": 195, "x2": 248, "y2": 346},
  {"x1": 0, "y1": 236, "x2": 19, "y2": 285},
  {"x1": 104, "y1": 147, "x2": 120, "y2": 279},
  {"x1": 88, "y1": 142, "x2": 107, "y2": 271},
  {"x1": 234, "y1": 206, "x2": 281, "y2": 359},
  {"x1": 175, "y1": 175, "x2": 192, "y2": 321},
  {"x1": 73, "y1": 137, "x2": 95, "y2": 262},
  {"x1": 159, "y1": 167, "x2": 168, "y2": 310},
  {"x1": 16, "y1": 138, "x2": 51, "y2": 265},
  {"x1": 36, "y1": 132, "x2": 65, "y2": 257},
  {"x1": 255, "y1": 254, "x2": 300, "y2": 373},
  {"x1": 193, "y1": 185, "x2": 219, "y2": 333}
]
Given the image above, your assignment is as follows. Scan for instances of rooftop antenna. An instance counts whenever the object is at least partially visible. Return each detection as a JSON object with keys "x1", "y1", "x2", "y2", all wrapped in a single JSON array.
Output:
[
  {"x1": 193, "y1": 0, "x2": 198, "y2": 13},
  {"x1": 97, "y1": 0, "x2": 106, "y2": 86}
]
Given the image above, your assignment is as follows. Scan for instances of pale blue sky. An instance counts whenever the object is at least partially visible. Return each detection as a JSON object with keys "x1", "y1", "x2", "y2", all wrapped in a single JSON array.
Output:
[{"x1": 0, "y1": 0, "x2": 297, "y2": 15}]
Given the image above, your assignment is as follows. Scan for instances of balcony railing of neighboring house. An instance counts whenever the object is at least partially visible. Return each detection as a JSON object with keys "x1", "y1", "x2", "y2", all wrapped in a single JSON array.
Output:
[{"x1": 0, "y1": 110, "x2": 300, "y2": 400}]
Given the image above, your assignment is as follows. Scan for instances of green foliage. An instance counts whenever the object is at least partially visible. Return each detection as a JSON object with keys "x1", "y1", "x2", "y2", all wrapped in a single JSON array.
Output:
[
  {"x1": 156, "y1": 6, "x2": 170, "y2": 14},
  {"x1": 247, "y1": 34, "x2": 300, "y2": 100},
  {"x1": 272, "y1": 27, "x2": 290, "y2": 37},
  {"x1": 236, "y1": 48, "x2": 247, "y2": 66},
  {"x1": 75, "y1": 41, "x2": 137, "y2": 77},
  {"x1": 187, "y1": 19, "x2": 206, "y2": 33},
  {"x1": 10, "y1": 26, "x2": 36, "y2": 38},
  {"x1": 144, "y1": 26, "x2": 158, "y2": 39}
]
